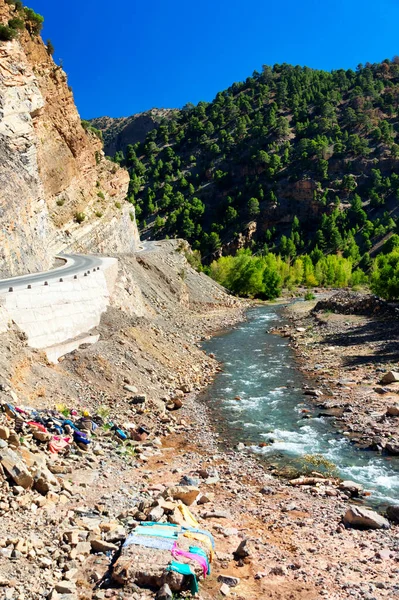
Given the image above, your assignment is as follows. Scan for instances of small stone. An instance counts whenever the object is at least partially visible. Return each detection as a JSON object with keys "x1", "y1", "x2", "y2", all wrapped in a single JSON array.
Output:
[
  {"x1": 147, "y1": 505, "x2": 164, "y2": 522},
  {"x1": 90, "y1": 539, "x2": 118, "y2": 553},
  {"x1": 123, "y1": 385, "x2": 138, "y2": 394},
  {"x1": 381, "y1": 371, "x2": 399, "y2": 384},
  {"x1": 234, "y1": 538, "x2": 255, "y2": 559},
  {"x1": 0, "y1": 426, "x2": 10, "y2": 440},
  {"x1": 217, "y1": 575, "x2": 240, "y2": 587},
  {"x1": 220, "y1": 583, "x2": 230, "y2": 596},
  {"x1": 156, "y1": 584, "x2": 172, "y2": 600},
  {"x1": 163, "y1": 486, "x2": 200, "y2": 506},
  {"x1": 55, "y1": 582, "x2": 77, "y2": 595}
]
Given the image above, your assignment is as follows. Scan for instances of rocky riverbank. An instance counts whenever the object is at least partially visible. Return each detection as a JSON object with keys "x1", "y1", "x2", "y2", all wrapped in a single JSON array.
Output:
[
  {"x1": 0, "y1": 267, "x2": 398, "y2": 600},
  {"x1": 279, "y1": 290, "x2": 399, "y2": 456}
]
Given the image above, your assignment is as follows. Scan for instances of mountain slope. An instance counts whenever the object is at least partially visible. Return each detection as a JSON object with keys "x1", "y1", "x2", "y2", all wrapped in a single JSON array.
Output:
[
  {"x1": 94, "y1": 60, "x2": 399, "y2": 264},
  {"x1": 0, "y1": 0, "x2": 139, "y2": 277}
]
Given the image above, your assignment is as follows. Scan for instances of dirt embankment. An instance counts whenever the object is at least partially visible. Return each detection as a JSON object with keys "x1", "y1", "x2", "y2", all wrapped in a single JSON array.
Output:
[{"x1": 0, "y1": 265, "x2": 398, "y2": 600}]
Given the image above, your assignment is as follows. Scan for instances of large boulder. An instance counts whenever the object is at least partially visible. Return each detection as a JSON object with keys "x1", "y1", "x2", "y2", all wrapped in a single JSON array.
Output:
[
  {"x1": 0, "y1": 447, "x2": 33, "y2": 489},
  {"x1": 343, "y1": 505, "x2": 390, "y2": 530}
]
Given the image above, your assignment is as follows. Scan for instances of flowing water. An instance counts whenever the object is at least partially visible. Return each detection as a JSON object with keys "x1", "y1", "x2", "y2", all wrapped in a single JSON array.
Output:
[{"x1": 199, "y1": 305, "x2": 399, "y2": 505}]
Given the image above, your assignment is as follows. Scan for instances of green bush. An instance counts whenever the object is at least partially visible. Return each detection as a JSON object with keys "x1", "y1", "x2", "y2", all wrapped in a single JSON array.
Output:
[
  {"x1": 81, "y1": 120, "x2": 103, "y2": 141},
  {"x1": 8, "y1": 17, "x2": 24, "y2": 30},
  {"x1": 23, "y1": 7, "x2": 44, "y2": 35},
  {"x1": 97, "y1": 191, "x2": 105, "y2": 200},
  {"x1": 56, "y1": 199, "x2": 65, "y2": 207},
  {"x1": 0, "y1": 24, "x2": 17, "y2": 40},
  {"x1": 74, "y1": 212, "x2": 86, "y2": 224},
  {"x1": 114, "y1": 202, "x2": 122, "y2": 209},
  {"x1": 304, "y1": 291, "x2": 316, "y2": 301},
  {"x1": 95, "y1": 211, "x2": 103, "y2": 218}
]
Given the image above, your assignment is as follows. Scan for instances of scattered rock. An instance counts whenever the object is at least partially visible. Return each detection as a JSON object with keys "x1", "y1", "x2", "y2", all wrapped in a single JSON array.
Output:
[
  {"x1": 156, "y1": 584, "x2": 173, "y2": 600},
  {"x1": 338, "y1": 480, "x2": 364, "y2": 497},
  {"x1": 234, "y1": 538, "x2": 255, "y2": 559},
  {"x1": 381, "y1": 371, "x2": 399, "y2": 384},
  {"x1": 91, "y1": 539, "x2": 119, "y2": 553},
  {"x1": 220, "y1": 583, "x2": 230, "y2": 596},
  {"x1": 217, "y1": 575, "x2": 240, "y2": 587}
]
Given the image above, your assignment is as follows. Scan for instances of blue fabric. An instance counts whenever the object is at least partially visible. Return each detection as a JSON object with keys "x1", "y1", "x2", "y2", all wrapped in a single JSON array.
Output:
[
  {"x1": 140, "y1": 522, "x2": 179, "y2": 528},
  {"x1": 73, "y1": 430, "x2": 91, "y2": 445},
  {"x1": 134, "y1": 526, "x2": 178, "y2": 539},
  {"x1": 62, "y1": 419, "x2": 79, "y2": 431},
  {"x1": 123, "y1": 534, "x2": 175, "y2": 551}
]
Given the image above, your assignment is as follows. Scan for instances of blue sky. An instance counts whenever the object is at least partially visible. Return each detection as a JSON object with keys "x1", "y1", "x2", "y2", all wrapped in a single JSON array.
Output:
[{"x1": 32, "y1": 0, "x2": 399, "y2": 119}]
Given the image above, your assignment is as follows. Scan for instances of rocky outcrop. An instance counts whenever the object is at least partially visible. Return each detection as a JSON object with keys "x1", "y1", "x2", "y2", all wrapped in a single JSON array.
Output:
[
  {"x1": 0, "y1": 0, "x2": 139, "y2": 277},
  {"x1": 90, "y1": 109, "x2": 176, "y2": 156}
]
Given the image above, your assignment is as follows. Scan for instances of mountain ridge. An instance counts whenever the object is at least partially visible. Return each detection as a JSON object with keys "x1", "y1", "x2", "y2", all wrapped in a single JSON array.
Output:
[{"x1": 90, "y1": 59, "x2": 399, "y2": 266}]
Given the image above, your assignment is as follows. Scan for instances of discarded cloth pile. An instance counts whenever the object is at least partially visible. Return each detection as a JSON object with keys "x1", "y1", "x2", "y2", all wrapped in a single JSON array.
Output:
[
  {"x1": 112, "y1": 509, "x2": 214, "y2": 595},
  {"x1": 0, "y1": 401, "x2": 144, "y2": 457}
]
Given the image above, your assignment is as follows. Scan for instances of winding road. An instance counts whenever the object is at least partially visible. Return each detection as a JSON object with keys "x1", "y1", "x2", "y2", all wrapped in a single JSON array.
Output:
[
  {"x1": 0, "y1": 241, "x2": 163, "y2": 294},
  {"x1": 0, "y1": 254, "x2": 102, "y2": 294}
]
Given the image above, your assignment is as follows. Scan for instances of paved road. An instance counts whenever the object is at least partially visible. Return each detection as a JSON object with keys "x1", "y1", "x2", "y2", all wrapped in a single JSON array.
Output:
[{"x1": 0, "y1": 254, "x2": 102, "y2": 294}]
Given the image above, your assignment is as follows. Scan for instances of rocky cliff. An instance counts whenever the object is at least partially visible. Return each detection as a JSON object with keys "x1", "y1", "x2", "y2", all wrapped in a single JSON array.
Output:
[
  {"x1": 0, "y1": 0, "x2": 139, "y2": 277},
  {"x1": 90, "y1": 109, "x2": 177, "y2": 156}
]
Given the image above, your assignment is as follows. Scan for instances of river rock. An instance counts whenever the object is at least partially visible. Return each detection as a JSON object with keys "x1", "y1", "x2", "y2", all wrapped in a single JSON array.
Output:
[
  {"x1": 343, "y1": 506, "x2": 390, "y2": 529},
  {"x1": 339, "y1": 481, "x2": 364, "y2": 496},
  {"x1": 304, "y1": 389, "x2": 323, "y2": 397},
  {"x1": 385, "y1": 442, "x2": 399, "y2": 455},
  {"x1": 387, "y1": 405, "x2": 399, "y2": 417},
  {"x1": 381, "y1": 371, "x2": 399, "y2": 384},
  {"x1": 386, "y1": 505, "x2": 399, "y2": 523}
]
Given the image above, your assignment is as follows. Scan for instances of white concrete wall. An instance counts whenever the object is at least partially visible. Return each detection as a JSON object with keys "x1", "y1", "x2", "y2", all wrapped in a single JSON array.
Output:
[{"x1": 0, "y1": 258, "x2": 117, "y2": 361}]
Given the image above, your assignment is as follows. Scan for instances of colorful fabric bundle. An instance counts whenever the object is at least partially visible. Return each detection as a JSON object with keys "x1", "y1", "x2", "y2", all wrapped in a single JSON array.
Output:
[{"x1": 171, "y1": 542, "x2": 208, "y2": 577}]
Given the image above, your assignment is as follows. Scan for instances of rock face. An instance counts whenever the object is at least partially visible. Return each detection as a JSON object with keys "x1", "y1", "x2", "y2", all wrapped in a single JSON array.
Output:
[
  {"x1": 0, "y1": 0, "x2": 139, "y2": 277},
  {"x1": 90, "y1": 109, "x2": 176, "y2": 156}
]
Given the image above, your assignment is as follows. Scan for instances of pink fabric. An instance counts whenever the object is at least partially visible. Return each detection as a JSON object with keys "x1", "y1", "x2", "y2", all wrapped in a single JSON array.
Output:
[
  {"x1": 48, "y1": 436, "x2": 71, "y2": 454},
  {"x1": 28, "y1": 421, "x2": 47, "y2": 433},
  {"x1": 171, "y1": 543, "x2": 208, "y2": 577}
]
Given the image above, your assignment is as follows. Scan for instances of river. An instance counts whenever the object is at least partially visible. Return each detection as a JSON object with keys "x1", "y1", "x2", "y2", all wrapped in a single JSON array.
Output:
[{"x1": 199, "y1": 305, "x2": 399, "y2": 505}]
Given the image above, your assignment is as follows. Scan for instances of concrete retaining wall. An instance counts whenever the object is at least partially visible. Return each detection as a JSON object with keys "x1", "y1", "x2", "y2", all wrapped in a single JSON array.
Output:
[{"x1": 0, "y1": 258, "x2": 118, "y2": 362}]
